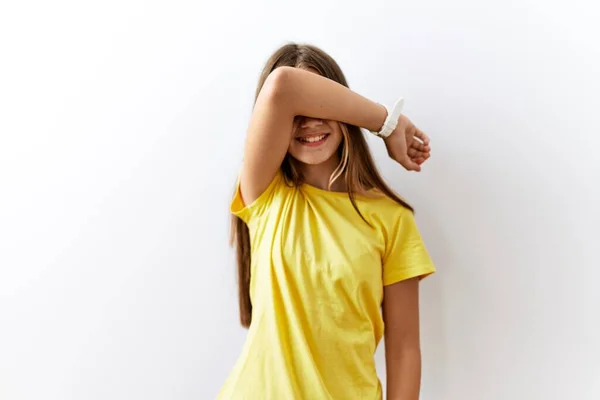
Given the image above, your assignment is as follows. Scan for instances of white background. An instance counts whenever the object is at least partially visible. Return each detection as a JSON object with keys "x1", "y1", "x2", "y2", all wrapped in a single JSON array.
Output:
[{"x1": 1, "y1": 1, "x2": 599, "y2": 399}]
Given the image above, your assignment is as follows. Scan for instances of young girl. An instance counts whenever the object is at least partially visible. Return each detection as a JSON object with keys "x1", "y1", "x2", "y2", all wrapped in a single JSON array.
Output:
[{"x1": 219, "y1": 43, "x2": 436, "y2": 400}]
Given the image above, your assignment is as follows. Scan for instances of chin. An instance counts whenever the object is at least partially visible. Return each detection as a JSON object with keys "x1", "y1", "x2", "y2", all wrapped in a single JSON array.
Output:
[
  {"x1": 289, "y1": 143, "x2": 341, "y2": 165},
  {"x1": 298, "y1": 158, "x2": 330, "y2": 165},
  {"x1": 289, "y1": 151, "x2": 336, "y2": 166}
]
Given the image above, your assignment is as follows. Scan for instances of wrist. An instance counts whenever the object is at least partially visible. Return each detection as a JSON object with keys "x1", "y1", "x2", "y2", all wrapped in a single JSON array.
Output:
[
  {"x1": 370, "y1": 98, "x2": 404, "y2": 139},
  {"x1": 374, "y1": 103, "x2": 388, "y2": 132}
]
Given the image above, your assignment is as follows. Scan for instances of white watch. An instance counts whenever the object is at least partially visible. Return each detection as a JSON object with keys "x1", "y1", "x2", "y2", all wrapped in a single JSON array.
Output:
[{"x1": 370, "y1": 97, "x2": 404, "y2": 139}]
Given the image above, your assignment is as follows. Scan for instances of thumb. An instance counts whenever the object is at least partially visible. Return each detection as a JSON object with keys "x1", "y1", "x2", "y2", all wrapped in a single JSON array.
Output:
[{"x1": 402, "y1": 157, "x2": 422, "y2": 172}]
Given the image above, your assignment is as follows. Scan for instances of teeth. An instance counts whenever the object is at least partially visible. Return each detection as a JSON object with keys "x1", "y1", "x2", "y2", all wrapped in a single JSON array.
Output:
[{"x1": 299, "y1": 134, "x2": 327, "y2": 143}]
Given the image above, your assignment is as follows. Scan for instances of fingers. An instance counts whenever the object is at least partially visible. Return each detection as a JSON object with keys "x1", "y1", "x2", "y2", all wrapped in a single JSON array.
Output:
[
  {"x1": 388, "y1": 123, "x2": 431, "y2": 171},
  {"x1": 414, "y1": 153, "x2": 430, "y2": 165},
  {"x1": 410, "y1": 129, "x2": 431, "y2": 152},
  {"x1": 408, "y1": 145, "x2": 430, "y2": 158},
  {"x1": 408, "y1": 150, "x2": 430, "y2": 168},
  {"x1": 408, "y1": 147, "x2": 422, "y2": 158},
  {"x1": 409, "y1": 128, "x2": 431, "y2": 164},
  {"x1": 404, "y1": 158, "x2": 422, "y2": 172},
  {"x1": 398, "y1": 152, "x2": 427, "y2": 171},
  {"x1": 410, "y1": 140, "x2": 430, "y2": 153},
  {"x1": 414, "y1": 129, "x2": 430, "y2": 145}
]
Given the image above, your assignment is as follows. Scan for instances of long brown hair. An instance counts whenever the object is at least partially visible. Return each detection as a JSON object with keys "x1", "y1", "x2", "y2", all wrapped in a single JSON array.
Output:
[{"x1": 230, "y1": 43, "x2": 413, "y2": 328}]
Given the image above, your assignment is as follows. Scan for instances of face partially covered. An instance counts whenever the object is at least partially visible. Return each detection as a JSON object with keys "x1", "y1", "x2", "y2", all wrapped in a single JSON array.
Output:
[{"x1": 288, "y1": 115, "x2": 343, "y2": 165}]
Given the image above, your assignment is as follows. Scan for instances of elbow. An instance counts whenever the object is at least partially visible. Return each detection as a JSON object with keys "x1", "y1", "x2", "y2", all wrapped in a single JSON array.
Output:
[{"x1": 259, "y1": 66, "x2": 296, "y2": 106}]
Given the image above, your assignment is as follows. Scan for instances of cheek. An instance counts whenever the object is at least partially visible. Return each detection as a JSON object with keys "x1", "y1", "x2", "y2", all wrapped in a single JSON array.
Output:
[
  {"x1": 325, "y1": 121, "x2": 338, "y2": 135},
  {"x1": 330, "y1": 134, "x2": 343, "y2": 150},
  {"x1": 330, "y1": 127, "x2": 344, "y2": 147}
]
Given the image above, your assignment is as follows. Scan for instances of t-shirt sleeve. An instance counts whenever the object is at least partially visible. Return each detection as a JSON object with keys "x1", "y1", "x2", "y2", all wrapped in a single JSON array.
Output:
[
  {"x1": 382, "y1": 208, "x2": 436, "y2": 286},
  {"x1": 230, "y1": 171, "x2": 283, "y2": 224}
]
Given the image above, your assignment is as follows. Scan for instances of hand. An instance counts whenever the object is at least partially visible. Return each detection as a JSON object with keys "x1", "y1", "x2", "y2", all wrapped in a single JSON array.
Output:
[{"x1": 384, "y1": 115, "x2": 431, "y2": 172}]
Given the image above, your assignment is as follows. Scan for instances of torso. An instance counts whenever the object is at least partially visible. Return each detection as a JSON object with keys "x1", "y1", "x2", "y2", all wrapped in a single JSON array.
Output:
[{"x1": 219, "y1": 174, "x2": 410, "y2": 400}]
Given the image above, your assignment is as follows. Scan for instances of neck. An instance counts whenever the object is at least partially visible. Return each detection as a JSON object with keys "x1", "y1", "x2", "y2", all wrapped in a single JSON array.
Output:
[{"x1": 298, "y1": 154, "x2": 346, "y2": 192}]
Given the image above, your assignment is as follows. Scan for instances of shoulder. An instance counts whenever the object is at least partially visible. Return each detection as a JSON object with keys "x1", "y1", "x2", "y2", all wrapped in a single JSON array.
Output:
[
  {"x1": 361, "y1": 190, "x2": 413, "y2": 219},
  {"x1": 231, "y1": 169, "x2": 292, "y2": 224},
  {"x1": 355, "y1": 191, "x2": 418, "y2": 239}
]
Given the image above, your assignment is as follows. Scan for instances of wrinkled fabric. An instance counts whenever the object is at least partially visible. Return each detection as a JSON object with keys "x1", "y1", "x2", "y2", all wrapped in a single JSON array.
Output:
[{"x1": 218, "y1": 171, "x2": 435, "y2": 400}]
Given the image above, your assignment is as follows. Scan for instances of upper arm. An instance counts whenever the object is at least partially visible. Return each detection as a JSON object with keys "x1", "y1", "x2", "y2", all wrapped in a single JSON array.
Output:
[
  {"x1": 239, "y1": 67, "x2": 296, "y2": 206},
  {"x1": 382, "y1": 278, "x2": 421, "y2": 399},
  {"x1": 382, "y1": 277, "x2": 420, "y2": 349}
]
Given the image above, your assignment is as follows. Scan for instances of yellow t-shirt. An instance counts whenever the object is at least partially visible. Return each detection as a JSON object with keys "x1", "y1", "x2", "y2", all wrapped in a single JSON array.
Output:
[{"x1": 218, "y1": 171, "x2": 435, "y2": 400}]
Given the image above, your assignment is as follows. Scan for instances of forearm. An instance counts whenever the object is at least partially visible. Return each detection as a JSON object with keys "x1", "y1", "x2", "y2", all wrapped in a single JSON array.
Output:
[
  {"x1": 386, "y1": 347, "x2": 422, "y2": 400},
  {"x1": 275, "y1": 66, "x2": 387, "y2": 132},
  {"x1": 240, "y1": 65, "x2": 390, "y2": 203}
]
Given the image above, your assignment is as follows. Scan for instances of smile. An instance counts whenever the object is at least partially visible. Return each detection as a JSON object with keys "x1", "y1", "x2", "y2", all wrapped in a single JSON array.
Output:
[{"x1": 296, "y1": 133, "x2": 330, "y2": 147}]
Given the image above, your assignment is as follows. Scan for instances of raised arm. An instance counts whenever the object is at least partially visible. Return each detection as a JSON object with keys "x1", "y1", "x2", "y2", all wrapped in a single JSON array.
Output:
[{"x1": 240, "y1": 66, "x2": 388, "y2": 205}]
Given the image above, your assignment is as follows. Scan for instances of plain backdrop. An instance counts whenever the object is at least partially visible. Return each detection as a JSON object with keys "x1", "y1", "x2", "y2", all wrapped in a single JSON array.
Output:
[{"x1": 1, "y1": 1, "x2": 599, "y2": 399}]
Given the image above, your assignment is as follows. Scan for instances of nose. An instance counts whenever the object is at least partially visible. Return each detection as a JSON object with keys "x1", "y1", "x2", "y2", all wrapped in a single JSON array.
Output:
[{"x1": 299, "y1": 116, "x2": 324, "y2": 128}]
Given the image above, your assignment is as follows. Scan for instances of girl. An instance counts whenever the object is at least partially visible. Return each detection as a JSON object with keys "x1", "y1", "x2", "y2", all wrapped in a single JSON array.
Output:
[{"x1": 219, "y1": 43, "x2": 436, "y2": 400}]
